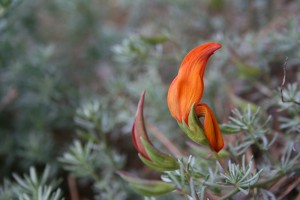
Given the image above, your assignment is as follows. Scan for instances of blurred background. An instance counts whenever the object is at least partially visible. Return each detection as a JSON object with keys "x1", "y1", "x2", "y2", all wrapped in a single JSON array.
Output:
[{"x1": 0, "y1": 0, "x2": 299, "y2": 199}]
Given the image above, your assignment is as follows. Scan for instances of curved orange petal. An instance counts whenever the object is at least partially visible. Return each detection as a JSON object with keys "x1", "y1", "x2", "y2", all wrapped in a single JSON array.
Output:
[
  {"x1": 195, "y1": 104, "x2": 224, "y2": 152},
  {"x1": 167, "y1": 42, "x2": 222, "y2": 123},
  {"x1": 132, "y1": 91, "x2": 152, "y2": 160}
]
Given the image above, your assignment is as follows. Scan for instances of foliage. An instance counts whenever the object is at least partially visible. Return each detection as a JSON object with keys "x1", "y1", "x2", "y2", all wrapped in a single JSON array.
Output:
[
  {"x1": 0, "y1": 166, "x2": 63, "y2": 200},
  {"x1": 221, "y1": 106, "x2": 276, "y2": 156}
]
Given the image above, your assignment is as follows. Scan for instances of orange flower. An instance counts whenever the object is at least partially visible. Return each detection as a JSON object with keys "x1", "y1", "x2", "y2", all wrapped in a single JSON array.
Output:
[
  {"x1": 167, "y1": 42, "x2": 221, "y2": 122},
  {"x1": 167, "y1": 42, "x2": 224, "y2": 152}
]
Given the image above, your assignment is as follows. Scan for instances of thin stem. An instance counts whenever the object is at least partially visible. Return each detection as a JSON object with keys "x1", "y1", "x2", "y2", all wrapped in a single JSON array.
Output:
[
  {"x1": 175, "y1": 188, "x2": 189, "y2": 200},
  {"x1": 68, "y1": 175, "x2": 79, "y2": 200},
  {"x1": 251, "y1": 170, "x2": 283, "y2": 189},
  {"x1": 194, "y1": 191, "x2": 200, "y2": 200},
  {"x1": 148, "y1": 123, "x2": 184, "y2": 157},
  {"x1": 213, "y1": 151, "x2": 229, "y2": 174},
  {"x1": 280, "y1": 57, "x2": 300, "y2": 105},
  {"x1": 252, "y1": 166, "x2": 300, "y2": 188},
  {"x1": 183, "y1": 191, "x2": 189, "y2": 200},
  {"x1": 201, "y1": 181, "x2": 232, "y2": 189},
  {"x1": 219, "y1": 188, "x2": 239, "y2": 200}
]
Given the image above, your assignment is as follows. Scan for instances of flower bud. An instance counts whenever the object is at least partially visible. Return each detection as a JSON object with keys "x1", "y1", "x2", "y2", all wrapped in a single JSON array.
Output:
[{"x1": 132, "y1": 91, "x2": 179, "y2": 171}]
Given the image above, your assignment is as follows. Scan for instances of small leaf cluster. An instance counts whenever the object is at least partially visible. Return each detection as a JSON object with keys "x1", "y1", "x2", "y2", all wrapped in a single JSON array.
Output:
[
  {"x1": 0, "y1": 166, "x2": 63, "y2": 200},
  {"x1": 222, "y1": 156, "x2": 262, "y2": 194},
  {"x1": 58, "y1": 99, "x2": 127, "y2": 200},
  {"x1": 221, "y1": 105, "x2": 276, "y2": 156}
]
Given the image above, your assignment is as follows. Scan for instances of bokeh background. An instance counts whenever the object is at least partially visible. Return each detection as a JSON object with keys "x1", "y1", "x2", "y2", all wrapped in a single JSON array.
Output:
[{"x1": 0, "y1": 0, "x2": 299, "y2": 199}]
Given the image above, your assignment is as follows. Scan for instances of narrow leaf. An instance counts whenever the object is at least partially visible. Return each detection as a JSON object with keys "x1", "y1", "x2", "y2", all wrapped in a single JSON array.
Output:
[
  {"x1": 117, "y1": 171, "x2": 176, "y2": 196},
  {"x1": 139, "y1": 154, "x2": 178, "y2": 171},
  {"x1": 140, "y1": 138, "x2": 179, "y2": 170}
]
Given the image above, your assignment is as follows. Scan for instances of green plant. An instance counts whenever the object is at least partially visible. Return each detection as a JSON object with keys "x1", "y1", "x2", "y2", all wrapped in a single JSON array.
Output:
[{"x1": 1, "y1": 0, "x2": 300, "y2": 199}]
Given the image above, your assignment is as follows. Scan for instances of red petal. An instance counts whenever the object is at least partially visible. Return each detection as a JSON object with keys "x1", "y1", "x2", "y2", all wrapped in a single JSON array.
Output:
[
  {"x1": 132, "y1": 91, "x2": 151, "y2": 160},
  {"x1": 195, "y1": 104, "x2": 224, "y2": 152}
]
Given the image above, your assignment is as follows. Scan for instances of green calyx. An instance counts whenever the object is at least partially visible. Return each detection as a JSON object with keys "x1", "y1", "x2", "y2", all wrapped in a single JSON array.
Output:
[{"x1": 178, "y1": 104, "x2": 208, "y2": 145}]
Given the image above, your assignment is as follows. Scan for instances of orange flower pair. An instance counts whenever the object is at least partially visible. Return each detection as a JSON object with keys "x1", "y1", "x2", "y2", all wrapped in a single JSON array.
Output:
[
  {"x1": 126, "y1": 42, "x2": 225, "y2": 197},
  {"x1": 167, "y1": 42, "x2": 224, "y2": 152}
]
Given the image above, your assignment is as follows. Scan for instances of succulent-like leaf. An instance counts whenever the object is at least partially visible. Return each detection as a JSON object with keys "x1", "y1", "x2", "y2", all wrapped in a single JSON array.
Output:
[
  {"x1": 140, "y1": 138, "x2": 179, "y2": 170},
  {"x1": 220, "y1": 124, "x2": 241, "y2": 134},
  {"x1": 129, "y1": 182, "x2": 175, "y2": 197},
  {"x1": 117, "y1": 171, "x2": 176, "y2": 197},
  {"x1": 138, "y1": 154, "x2": 177, "y2": 171}
]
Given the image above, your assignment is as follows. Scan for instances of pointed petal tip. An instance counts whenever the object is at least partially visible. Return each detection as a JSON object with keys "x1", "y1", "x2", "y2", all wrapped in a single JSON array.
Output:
[
  {"x1": 211, "y1": 42, "x2": 222, "y2": 51},
  {"x1": 212, "y1": 140, "x2": 224, "y2": 152},
  {"x1": 137, "y1": 90, "x2": 146, "y2": 113},
  {"x1": 141, "y1": 89, "x2": 146, "y2": 97},
  {"x1": 210, "y1": 42, "x2": 222, "y2": 49},
  {"x1": 132, "y1": 90, "x2": 151, "y2": 160},
  {"x1": 202, "y1": 42, "x2": 222, "y2": 54}
]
